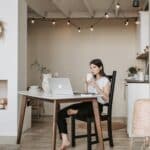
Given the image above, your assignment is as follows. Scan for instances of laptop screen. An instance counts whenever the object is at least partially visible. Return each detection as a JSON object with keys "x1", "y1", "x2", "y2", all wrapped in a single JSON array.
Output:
[{"x1": 48, "y1": 78, "x2": 74, "y2": 95}]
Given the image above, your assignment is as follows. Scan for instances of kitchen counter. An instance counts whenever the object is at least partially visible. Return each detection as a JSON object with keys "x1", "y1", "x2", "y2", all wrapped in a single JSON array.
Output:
[{"x1": 125, "y1": 79, "x2": 149, "y2": 83}]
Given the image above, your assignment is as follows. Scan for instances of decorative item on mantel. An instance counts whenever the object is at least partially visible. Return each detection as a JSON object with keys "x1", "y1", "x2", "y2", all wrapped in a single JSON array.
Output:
[
  {"x1": 0, "y1": 98, "x2": 7, "y2": 109},
  {"x1": 31, "y1": 60, "x2": 52, "y2": 94},
  {"x1": 0, "y1": 21, "x2": 4, "y2": 38}
]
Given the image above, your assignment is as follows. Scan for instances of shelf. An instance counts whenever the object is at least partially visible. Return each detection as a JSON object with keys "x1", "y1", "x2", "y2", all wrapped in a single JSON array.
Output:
[{"x1": 136, "y1": 51, "x2": 149, "y2": 59}]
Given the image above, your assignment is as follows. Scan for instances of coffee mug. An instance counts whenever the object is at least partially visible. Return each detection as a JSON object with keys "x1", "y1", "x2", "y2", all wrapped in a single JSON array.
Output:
[{"x1": 86, "y1": 73, "x2": 93, "y2": 82}]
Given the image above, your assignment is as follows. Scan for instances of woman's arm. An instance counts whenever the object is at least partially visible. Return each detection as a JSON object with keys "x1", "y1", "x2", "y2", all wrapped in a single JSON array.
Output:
[{"x1": 97, "y1": 82, "x2": 110, "y2": 102}]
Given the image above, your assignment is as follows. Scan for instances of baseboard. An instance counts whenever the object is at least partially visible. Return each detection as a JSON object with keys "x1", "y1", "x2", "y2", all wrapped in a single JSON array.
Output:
[
  {"x1": 112, "y1": 116, "x2": 127, "y2": 121},
  {"x1": 112, "y1": 117, "x2": 127, "y2": 126},
  {"x1": 0, "y1": 136, "x2": 17, "y2": 144}
]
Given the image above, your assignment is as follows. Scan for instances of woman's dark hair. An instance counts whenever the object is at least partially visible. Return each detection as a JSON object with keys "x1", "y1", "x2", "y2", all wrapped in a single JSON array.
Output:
[{"x1": 90, "y1": 58, "x2": 106, "y2": 78}]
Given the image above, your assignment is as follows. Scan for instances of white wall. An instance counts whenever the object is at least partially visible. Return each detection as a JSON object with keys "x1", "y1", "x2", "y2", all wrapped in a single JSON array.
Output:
[
  {"x1": 18, "y1": 0, "x2": 30, "y2": 133},
  {"x1": 18, "y1": 0, "x2": 27, "y2": 92},
  {"x1": 149, "y1": 0, "x2": 150, "y2": 82},
  {"x1": 0, "y1": 0, "x2": 27, "y2": 144},
  {"x1": 28, "y1": 19, "x2": 137, "y2": 117}
]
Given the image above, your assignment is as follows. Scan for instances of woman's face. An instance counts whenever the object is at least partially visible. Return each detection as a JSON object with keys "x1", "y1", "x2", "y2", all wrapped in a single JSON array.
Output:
[{"x1": 90, "y1": 64, "x2": 101, "y2": 75}]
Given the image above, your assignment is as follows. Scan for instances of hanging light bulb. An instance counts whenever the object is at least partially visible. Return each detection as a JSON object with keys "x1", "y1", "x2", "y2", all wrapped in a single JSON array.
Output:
[
  {"x1": 135, "y1": 18, "x2": 140, "y2": 25},
  {"x1": 52, "y1": 19, "x2": 56, "y2": 25},
  {"x1": 125, "y1": 19, "x2": 129, "y2": 26},
  {"x1": 116, "y1": 3, "x2": 120, "y2": 9},
  {"x1": 31, "y1": 19, "x2": 35, "y2": 24},
  {"x1": 67, "y1": 20, "x2": 70, "y2": 25},
  {"x1": 90, "y1": 25, "x2": 94, "y2": 31},
  {"x1": 78, "y1": 27, "x2": 81, "y2": 32},
  {"x1": 105, "y1": 12, "x2": 109, "y2": 19}
]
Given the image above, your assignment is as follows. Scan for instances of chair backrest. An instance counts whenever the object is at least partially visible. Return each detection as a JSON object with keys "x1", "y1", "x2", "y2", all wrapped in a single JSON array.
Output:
[{"x1": 104, "y1": 71, "x2": 117, "y2": 116}]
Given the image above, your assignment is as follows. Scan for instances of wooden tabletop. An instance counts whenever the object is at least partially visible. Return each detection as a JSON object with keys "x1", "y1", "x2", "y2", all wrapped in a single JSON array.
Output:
[{"x1": 18, "y1": 91, "x2": 101, "y2": 100}]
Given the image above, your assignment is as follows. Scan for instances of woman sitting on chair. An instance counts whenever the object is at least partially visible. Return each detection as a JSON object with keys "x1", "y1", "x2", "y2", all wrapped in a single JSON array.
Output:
[{"x1": 57, "y1": 58, "x2": 111, "y2": 150}]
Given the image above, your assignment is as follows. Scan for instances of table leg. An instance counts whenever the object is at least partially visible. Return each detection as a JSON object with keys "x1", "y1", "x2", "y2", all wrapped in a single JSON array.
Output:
[
  {"x1": 52, "y1": 100, "x2": 59, "y2": 150},
  {"x1": 17, "y1": 95, "x2": 27, "y2": 144},
  {"x1": 92, "y1": 99, "x2": 104, "y2": 150}
]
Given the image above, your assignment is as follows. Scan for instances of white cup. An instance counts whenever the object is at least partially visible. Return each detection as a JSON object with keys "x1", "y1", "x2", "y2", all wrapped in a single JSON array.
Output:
[
  {"x1": 138, "y1": 71, "x2": 144, "y2": 81},
  {"x1": 86, "y1": 73, "x2": 93, "y2": 82}
]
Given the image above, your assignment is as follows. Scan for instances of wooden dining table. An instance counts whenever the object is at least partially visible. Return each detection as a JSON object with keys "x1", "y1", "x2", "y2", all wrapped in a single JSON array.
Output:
[{"x1": 17, "y1": 91, "x2": 104, "y2": 150}]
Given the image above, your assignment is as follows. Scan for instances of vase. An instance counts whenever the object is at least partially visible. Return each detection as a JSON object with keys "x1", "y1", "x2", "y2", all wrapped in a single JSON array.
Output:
[{"x1": 42, "y1": 73, "x2": 52, "y2": 94}]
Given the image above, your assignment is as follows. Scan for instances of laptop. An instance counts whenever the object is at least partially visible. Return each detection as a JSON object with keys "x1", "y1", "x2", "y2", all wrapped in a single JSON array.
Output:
[{"x1": 48, "y1": 78, "x2": 74, "y2": 95}]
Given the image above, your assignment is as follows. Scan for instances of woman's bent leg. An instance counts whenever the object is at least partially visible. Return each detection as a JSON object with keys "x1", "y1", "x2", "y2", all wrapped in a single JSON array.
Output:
[{"x1": 57, "y1": 103, "x2": 83, "y2": 150}]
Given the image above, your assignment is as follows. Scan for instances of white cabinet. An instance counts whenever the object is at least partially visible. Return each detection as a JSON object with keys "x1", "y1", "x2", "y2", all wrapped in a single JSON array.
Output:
[
  {"x1": 127, "y1": 83, "x2": 149, "y2": 137},
  {"x1": 137, "y1": 11, "x2": 149, "y2": 52}
]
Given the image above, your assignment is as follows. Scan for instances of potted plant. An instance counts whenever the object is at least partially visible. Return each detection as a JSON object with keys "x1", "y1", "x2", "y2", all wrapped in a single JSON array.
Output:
[
  {"x1": 128, "y1": 66, "x2": 138, "y2": 77},
  {"x1": 31, "y1": 60, "x2": 50, "y2": 75},
  {"x1": 31, "y1": 60, "x2": 52, "y2": 93}
]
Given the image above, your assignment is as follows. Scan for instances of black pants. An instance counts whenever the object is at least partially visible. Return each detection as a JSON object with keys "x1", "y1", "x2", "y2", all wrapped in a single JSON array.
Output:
[{"x1": 57, "y1": 102, "x2": 102, "y2": 134}]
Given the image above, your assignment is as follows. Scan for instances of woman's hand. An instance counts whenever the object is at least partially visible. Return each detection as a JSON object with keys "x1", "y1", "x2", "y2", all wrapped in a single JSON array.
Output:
[
  {"x1": 88, "y1": 80, "x2": 98, "y2": 88},
  {"x1": 84, "y1": 79, "x2": 97, "y2": 93},
  {"x1": 88, "y1": 80, "x2": 104, "y2": 95}
]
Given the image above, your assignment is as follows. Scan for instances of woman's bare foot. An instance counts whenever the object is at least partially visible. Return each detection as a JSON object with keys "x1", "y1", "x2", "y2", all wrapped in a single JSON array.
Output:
[
  {"x1": 60, "y1": 140, "x2": 70, "y2": 150},
  {"x1": 60, "y1": 133, "x2": 70, "y2": 150},
  {"x1": 67, "y1": 109, "x2": 78, "y2": 115}
]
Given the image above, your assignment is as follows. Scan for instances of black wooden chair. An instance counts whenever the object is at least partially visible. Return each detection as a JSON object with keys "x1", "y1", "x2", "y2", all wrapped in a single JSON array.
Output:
[{"x1": 71, "y1": 71, "x2": 117, "y2": 150}]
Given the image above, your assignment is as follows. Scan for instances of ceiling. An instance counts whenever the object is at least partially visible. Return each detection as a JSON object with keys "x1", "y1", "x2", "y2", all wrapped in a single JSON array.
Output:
[{"x1": 27, "y1": 0, "x2": 148, "y2": 19}]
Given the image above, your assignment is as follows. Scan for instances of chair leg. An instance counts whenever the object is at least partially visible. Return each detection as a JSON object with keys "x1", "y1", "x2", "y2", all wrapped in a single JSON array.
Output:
[
  {"x1": 71, "y1": 117, "x2": 76, "y2": 147},
  {"x1": 87, "y1": 120, "x2": 92, "y2": 150},
  {"x1": 107, "y1": 118, "x2": 114, "y2": 147},
  {"x1": 94, "y1": 122, "x2": 99, "y2": 143}
]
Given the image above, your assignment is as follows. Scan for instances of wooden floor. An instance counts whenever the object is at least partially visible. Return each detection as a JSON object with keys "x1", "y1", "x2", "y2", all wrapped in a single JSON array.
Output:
[{"x1": 0, "y1": 117, "x2": 146, "y2": 150}]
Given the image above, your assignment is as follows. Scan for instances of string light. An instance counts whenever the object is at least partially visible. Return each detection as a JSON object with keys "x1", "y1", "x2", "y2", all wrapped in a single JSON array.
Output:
[
  {"x1": 78, "y1": 27, "x2": 81, "y2": 32},
  {"x1": 31, "y1": 19, "x2": 35, "y2": 24},
  {"x1": 28, "y1": 0, "x2": 137, "y2": 31},
  {"x1": 67, "y1": 20, "x2": 70, "y2": 25},
  {"x1": 90, "y1": 25, "x2": 94, "y2": 31},
  {"x1": 125, "y1": 19, "x2": 129, "y2": 26},
  {"x1": 52, "y1": 19, "x2": 56, "y2": 25},
  {"x1": 116, "y1": 3, "x2": 120, "y2": 9},
  {"x1": 105, "y1": 12, "x2": 109, "y2": 19}
]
